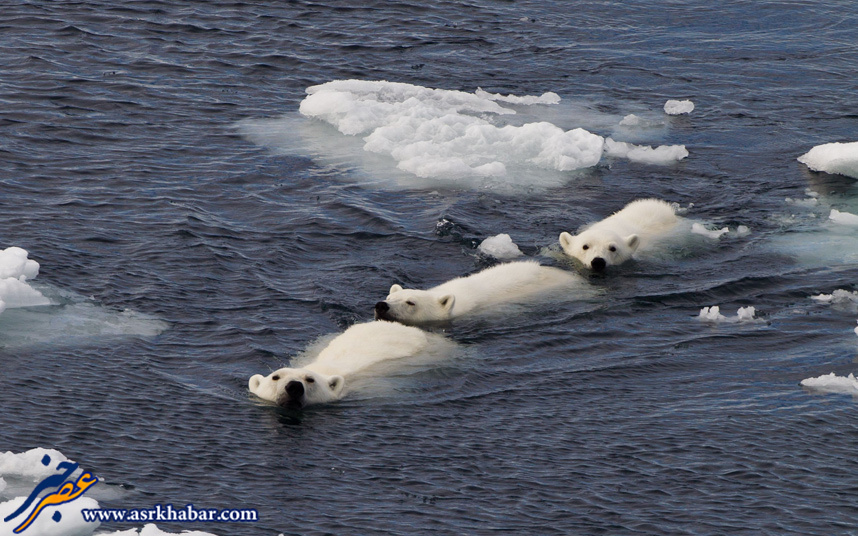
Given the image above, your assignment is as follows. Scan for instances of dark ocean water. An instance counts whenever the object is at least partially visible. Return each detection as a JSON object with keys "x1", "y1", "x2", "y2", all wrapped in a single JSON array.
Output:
[{"x1": 1, "y1": 1, "x2": 857, "y2": 535}]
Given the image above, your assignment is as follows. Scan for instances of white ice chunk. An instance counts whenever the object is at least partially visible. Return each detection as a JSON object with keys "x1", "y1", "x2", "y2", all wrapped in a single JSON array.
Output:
[
  {"x1": 697, "y1": 305, "x2": 760, "y2": 323},
  {"x1": 477, "y1": 234, "x2": 523, "y2": 260},
  {"x1": 798, "y1": 141, "x2": 858, "y2": 179},
  {"x1": 0, "y1": 448, "x2": 71, "y2": 482},
  {"x1": 829, "y1": 208, "x2": 858, "y2": 226},
  {"x1": 690, "y1": 222, "x2": 729, "y2": 239},
  {"x1": 810, "y1": 289, "x2": 858, "y2": 305},
  {"x1": 474, "y1": 88, "x2": 561, "y2": 105},
  {"x1": 618, "y1": 114, "x2": 642, "y2": 127},
  {"x1": 801, "y1": 372, "x2": 858, "y2": 395},
  {"x1": 603, "y1": 138, "x2": 688, "y2": 165},
  {"x1": 664, "y1": 99, "x2": 694, "y2": 115}
]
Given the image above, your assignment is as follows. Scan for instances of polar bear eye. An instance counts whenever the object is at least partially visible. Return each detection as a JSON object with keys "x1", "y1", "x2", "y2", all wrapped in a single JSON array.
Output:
[
  {"x1": 582, "y1": 244, "x2": 589, "y2": 251},
  {"x1": 609, "y1": 245, "x2": 617, "y2": 252},
  {"x1": 406, "y1": 300, "x2": 416, "y2": 306},
  {"x1": 305, "y1": 376, "x2": 315, "y2": 383},
  {"x1": 272, "y1": 375, "x2": 280, "y2": 381}
]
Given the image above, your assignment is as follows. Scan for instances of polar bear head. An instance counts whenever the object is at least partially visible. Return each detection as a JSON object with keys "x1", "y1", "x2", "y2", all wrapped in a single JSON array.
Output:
[
  {"x1": 374, "y1": 285, "x2": 455, "y2": 324},
  {"x1": 559, "y1": 228, "x2": 639, "y2": 272},
  {"x1": 248, "y1": 367, "x2": 344, "y2": 408}
]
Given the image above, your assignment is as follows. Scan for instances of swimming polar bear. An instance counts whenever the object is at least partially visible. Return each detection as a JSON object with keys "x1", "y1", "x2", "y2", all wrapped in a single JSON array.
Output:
[
  {"x1": 374, "y1": 260, "x2": 589, "y2": 325},
  {"x1": 559, "y1": 198, "x2": 679, "y2": 272},
  {"x1": 248, "y1": 321, "x2": 449, "y2": 408}
]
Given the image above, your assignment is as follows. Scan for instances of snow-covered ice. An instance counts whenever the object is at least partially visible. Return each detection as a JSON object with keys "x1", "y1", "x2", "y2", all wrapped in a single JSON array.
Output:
[
  {"x1": 697, "y1": 305, "x2": 760, "y2": 323},
  {"x1": 0, "y1": 246, "x2": 167, "y2": 348},
  {"x1": 798, "y1": 141, "x2": 858, "y2": 179},
  {"x1": 240, "y1": 80, "x2": 692, "y2": 191},
  {"x1": 800, "y1": 372, "x2": 858, "y2": 395},
  {"x1": 477, "y1": 234, "x2": 523, "y2": 260},
  {"x1": 664, "y1": 99, "x2": 694, "y2": 115},
  {"x1": 829, "y1": 208, "x2": 858, "y2": 226},
  {"x1": 603, "y1": 138, "x2": 688, "y2": 165},
  {"x1": 0, "y1": 246, "x2": 50, "y2": 314}
]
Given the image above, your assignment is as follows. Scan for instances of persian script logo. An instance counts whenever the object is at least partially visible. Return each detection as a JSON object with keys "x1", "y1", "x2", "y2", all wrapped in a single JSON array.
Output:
[{"x1": 3, "y1": 453, "x2": 98, "y2": 533}]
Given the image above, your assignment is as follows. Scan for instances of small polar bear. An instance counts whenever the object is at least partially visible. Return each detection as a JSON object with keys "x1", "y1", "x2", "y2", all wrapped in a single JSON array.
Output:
[
  {"x1": 559, "y1": 199, "x2": 679, "y2": 272},
  {"x1": 374, "y1": 260, "x2": 589, "y2": 325},
  {"x1": 248, "y1": 321, "x2": 448, "y2": 408}
]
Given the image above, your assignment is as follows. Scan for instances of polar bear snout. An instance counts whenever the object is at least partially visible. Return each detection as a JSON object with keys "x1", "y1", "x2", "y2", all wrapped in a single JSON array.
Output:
[
  {"x1": 285, "y1": 380, "x2": 305, "y2": 400},
  {"x1": 374, "y1": 301, "x2": 392, "y2": 320},
  {"x1": 590, "y1": 257, "x2": 607, "y2": 272}
]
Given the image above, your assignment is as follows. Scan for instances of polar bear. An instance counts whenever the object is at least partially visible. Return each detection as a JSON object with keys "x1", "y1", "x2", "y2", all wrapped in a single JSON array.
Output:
[
  {"x1": 559, "y1": 199, "x2": 679, "y2": 272},
  {"x1": 374, "y1": 260, "x2": 589, "y2": 325},
  {"x1": 248, "y1": 321, "x2": 447, "y2": 408}
]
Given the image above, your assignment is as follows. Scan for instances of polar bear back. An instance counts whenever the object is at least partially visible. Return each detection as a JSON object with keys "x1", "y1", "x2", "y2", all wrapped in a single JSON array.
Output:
[
  {"x1": 429, "y1": 260, "x2": 584, "y2": 317},
  {"x1": 597, "y1": 198, "x2": 678, "y2": 237},
  {"x1": 309, "y1": 321, "x2": 433, "y2": 377}
]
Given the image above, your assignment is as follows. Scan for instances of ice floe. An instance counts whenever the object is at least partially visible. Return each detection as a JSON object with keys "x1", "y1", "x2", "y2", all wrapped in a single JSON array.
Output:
[
  {"x1": 0, "y1": 246, "x2": 167, "y2": 348},
  {"x1": 697, "y1": 305, "x2": 761, "y2": 323},
  {"x1": 828, "y1": 208, "x2": 858, "y2": 226},
  {"x1": 798, "y1": 141, "x2": 858, "y2": 179},
  {"x1": 477, "y1": 234, "x2": 523, "y2": 260},
  {"x1": 241, "y1": 80, "x2": 691, "y2": 191},
  {"x1": 664, "y1": 99, "x2": 694, "y2": 115},
  {"x1": 800, "y1": 372, "x2": 858, "y2": 395}
]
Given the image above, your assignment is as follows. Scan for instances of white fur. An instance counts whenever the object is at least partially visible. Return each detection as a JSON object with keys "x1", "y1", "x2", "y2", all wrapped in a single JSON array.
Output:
[
  {"x1": 374, "y1": 260, "x2": 586, "y2": 324},
  {"x1": 559, "y1": 199, "x2": 678, "y2": 271},
  {"x1": 249, "y1": 321, "x2": 440, "y2": 408}
]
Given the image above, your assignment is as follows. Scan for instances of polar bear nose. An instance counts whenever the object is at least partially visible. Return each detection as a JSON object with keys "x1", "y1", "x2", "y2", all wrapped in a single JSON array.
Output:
[
  {"x1": 375, "y1": 301, "x2": 389, "y2": 314},
  {"x1": 591, "y1": 257, "x2": 607, "y2": 272},
  {"x1": 285, "y1": 380, "x2": 304, "y2": 399}
]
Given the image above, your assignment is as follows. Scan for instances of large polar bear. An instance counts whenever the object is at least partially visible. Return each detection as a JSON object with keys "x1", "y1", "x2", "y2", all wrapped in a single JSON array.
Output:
[
  {"x1": 249, "y1": 321, "x2": 449, "y2": 408},
  {"x1": 374, "y1": 260, "x2": 589, "y2": 325},
  {"x1": 559, "y1": 199, "x2": 679, "y2": 272}
]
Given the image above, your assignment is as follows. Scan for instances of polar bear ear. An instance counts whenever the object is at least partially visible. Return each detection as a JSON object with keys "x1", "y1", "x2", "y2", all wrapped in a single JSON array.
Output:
[
  {"x1": 559, "y1": 231, "x2": 575, "y2": 250},
  {"x1": 328, "y1": 375, "x2": 344, "y2": 394},
  {"x1": 389, "y1": 284, "x2": 403, "y2": 294},
  {"x1": 248, "y1": 374, "x2": 264, "y2": 393},
  {"x1": 438, "y1": 294, "x2": 455, "y2": 312},
  {"x1": 625, "y1": 234, "x2": 640, "y2": 251}
]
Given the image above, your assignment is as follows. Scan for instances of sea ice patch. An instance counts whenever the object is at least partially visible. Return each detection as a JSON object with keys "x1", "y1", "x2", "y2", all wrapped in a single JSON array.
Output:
[
  {"x1": 603, "y1": 138, "x2": 688, "y2": 165},
  {"x1": 697, "y1": 305, "x2": 761, "y2": 323},
  {"x1": 800, "y1": 372, "x2": 858, "y2": 395},
  {"x1": 477, "y1": 234, "x2": 523, "y2": 259},
  {"x1": 798, "y1": 141, "x2": 858, "y2": 179},
  {"x1": 240, "y1": 80, "x2": 692, "y2": 191},
  {"x1": 664, "y1": 99, "x2": 695, "y2": 115},
  {"x1": 829, "y1": 208, "x2": 858, "y2": 226}
]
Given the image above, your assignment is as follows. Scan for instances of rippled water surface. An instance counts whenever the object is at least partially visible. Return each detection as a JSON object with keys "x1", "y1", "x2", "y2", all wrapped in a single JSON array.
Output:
[{"x1": 2, "y1": 1, "x2": 858, "y2": 535}]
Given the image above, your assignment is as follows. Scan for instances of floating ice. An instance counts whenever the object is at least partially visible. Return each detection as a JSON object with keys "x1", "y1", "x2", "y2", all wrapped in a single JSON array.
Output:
[
  {"x1": 697, "y1": 305, "x2": 760, "y2": 323},
  {"x1": 234, "y1": 80, "x2": 695, "y2": 191},
  {"x1": 829, "y1": 208, "x2": 858, "y2": 226},
  {"x1": 477, "y1": 234, "x2": 523, "y2": 260},
  {"x1": 0, "y1": 247, "x2": 50, "y2": 314},
  {"x1": 800, "y1": 372, "x2": 858, "y2": 395},
  {"x1": 690, "y1": 222, "x2": 729, "y2": 239},
  {"x1": 798, "y1": 141, "x2": 858, "y2": 179},
  {"x1": 0, "y1": 246, "x2": 167, "y2": 348},
  {"x1": 474, "y1": 87, "x2": 561, "y2": 105},
  {"x1": 603, "y1": 138, "x2": 688, "y2": 165},
  {"x1": 664, "y1": 99, "x2": 694, "y2": 115},
  {"x1": 810, "y1": 289, "x2": 858, "y2": 305}
]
